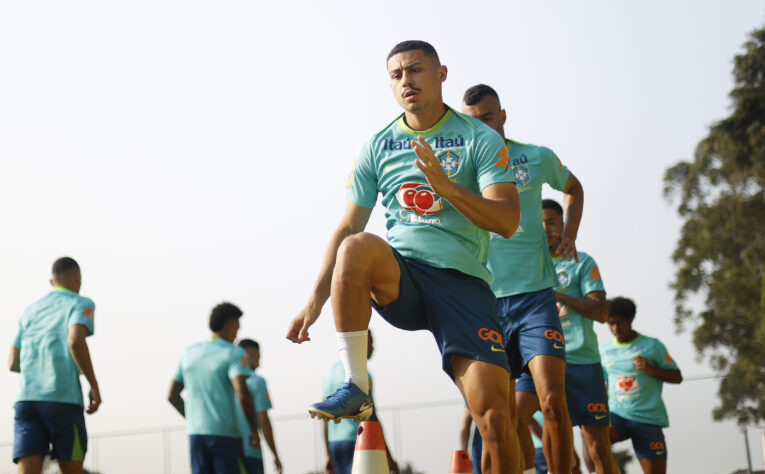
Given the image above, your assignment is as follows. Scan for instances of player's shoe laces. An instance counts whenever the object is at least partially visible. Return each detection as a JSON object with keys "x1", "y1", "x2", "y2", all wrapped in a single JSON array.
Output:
[{"x1": 309, "y1": 380, "x2": 373, "y2": 423}]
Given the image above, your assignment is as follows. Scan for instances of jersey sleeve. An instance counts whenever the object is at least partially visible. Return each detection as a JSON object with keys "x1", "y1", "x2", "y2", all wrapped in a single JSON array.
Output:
[
  {"x1": 539, "y1": 146, "x2": 570, "y2": 191},
  {"x1": 13, "y1": 322, "x2": 22, "y2": 349},
  {"x1": 474, "y1": 127, "x2": 515, "y2": 190},
  {"x1": 653, "y1": 339, "x2": 679, "y2": 370},
  {"x1": 578, "y1": 255, "x2": 605, "y2": 296},
  {"x1": 254, "y1": 377, "x2": 273, "y2": 412},
  {"x1": 228, "y1": 346, "x2": 252, "y2": 380},
  {"x1": 345, "y1": 140, "x2": 378, "y2": 209},
  {"x1": 68, "y1": 297, "x2": 95, "y2": 336}
]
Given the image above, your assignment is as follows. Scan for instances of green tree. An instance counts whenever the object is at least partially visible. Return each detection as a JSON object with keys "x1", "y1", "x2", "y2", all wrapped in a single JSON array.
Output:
[{"x1": 663, "y1": 25, "x2": 765, "y2": 424}]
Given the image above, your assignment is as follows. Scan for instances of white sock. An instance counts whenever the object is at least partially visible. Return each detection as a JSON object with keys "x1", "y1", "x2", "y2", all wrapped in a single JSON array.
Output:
[
  {"x1": 522, "y1": 468, "x2": 536, "y2": 474},
  {"x1": 336, "y1": 330, "x2": 369, "y2": 394}
]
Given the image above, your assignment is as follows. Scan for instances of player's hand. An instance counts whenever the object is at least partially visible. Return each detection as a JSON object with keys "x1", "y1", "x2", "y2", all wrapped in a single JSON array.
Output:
[
  {"x1": 324, "y1": 457, "x2": 335, "y2": 474},
  {"x1": 248, "y1": 431, "x2": 261, "y2": 449},
  {"x1": 412, "y1": 136, "x2": 455, "y2": 198},
  {"x1": 286, "y1": 304, "x2": 321, "y2": 343},
  {"x1": 553, "y1": 232, "x2": 579, "y2": 262},
  {"x1": 633, "y1": 355, "x2": 649, "y2": 371},
  {"x1": 87, "y1": 384, "x2": 101, "y2": 414},
  {"x1": 274, "y1": 456, "x2": 283, "y2": 473}
]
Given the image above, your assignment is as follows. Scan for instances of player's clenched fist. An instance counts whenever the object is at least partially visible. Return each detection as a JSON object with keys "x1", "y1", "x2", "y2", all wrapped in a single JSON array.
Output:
[{"x1": 286, "y1": 306, "x2": 320, "y2": 343}]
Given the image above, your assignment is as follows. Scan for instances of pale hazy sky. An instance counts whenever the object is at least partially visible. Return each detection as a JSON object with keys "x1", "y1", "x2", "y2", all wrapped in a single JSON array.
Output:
[{"x1": 1, "y1": 1, "x2": 764, "y2": 473}]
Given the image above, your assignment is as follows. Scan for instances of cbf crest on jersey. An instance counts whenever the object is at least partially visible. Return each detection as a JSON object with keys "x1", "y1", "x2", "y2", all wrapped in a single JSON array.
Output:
[
  {"x1": 438, "y1": 150, "x2": 461, "y2": 178},
  {"x1": 513, "y1": 164, "x2": 530, "y2": 186},
  {"x1": 557, "y1": 269, "x2": 571, "y2": 289}
]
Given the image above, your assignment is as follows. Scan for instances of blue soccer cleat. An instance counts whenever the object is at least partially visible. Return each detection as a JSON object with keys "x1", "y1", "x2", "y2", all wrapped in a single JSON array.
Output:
[{"x1": 309, "y1": 381, "x2": 374, "y2": 422}]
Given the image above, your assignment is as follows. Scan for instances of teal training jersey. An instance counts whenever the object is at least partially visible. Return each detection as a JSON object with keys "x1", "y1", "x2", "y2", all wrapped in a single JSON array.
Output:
[
  {"x1": 174, "y1": 338, "x2": 252, "y2": 437},
  {"x1": 600, "y1": 333, "x2": 679, "y2": 427},
  {"x1": 237, "y1": 372, "x2": 272, "y2": 459},
  {"x1": 531, "y1": 410, "x2": 544, "y2": 450},
  {"x1": 554, "y1": 252, "x2": 606, "y2": 364},
  {"x1": 346, "y1": 107, "x2": 514, "y2": 285},
  {"x1": 488, "y1": 140, "x2": 570, "y2": 296},
  {"x1": 13, "y1": 288, "x2": 95, "y2": 406},
  {"x1": 322, "y1": 360, "x2": 373, "y2": 443}
]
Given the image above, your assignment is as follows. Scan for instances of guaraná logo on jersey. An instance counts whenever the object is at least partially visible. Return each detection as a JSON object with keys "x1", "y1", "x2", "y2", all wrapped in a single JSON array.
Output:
[
  {"x1": 557, "y1": 270, "x2": 571, "y2": 289},
  {"x1": 616, "y1": 375, "x2": 639, "y2": 393},
  {"x1": 397, "y1": 182, "x2": 443, "y2": 215},
  {"x1": 438, "y1": 150, "x2": 461, "y2": 177},
  {"x1": 513, "y1": 164, "x2": 530, "y2": 186}
]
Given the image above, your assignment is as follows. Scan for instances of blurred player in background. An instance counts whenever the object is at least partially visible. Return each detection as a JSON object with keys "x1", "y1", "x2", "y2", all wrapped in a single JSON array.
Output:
[
  {"x1": 321, "y1": 331, "x2": 397, "y2": 474},
  {"x1": 462, "y1": 84, "x2": 583, "y2": 473},
  {"x1": 237, "y1": 339, "x2": 283, "y2": 474},
  {"x1": 601, "y1": 297, "x2": 683, "y2": 474},
  {"x1": 287, "y1": 40, "x2": 522, "y2": 473},
  {"x1": 8, "y1": 257, "x2": 100, "y2": 474},
  {"x1": 168, "y1": 302, "x2": 259, "y2": 474}
]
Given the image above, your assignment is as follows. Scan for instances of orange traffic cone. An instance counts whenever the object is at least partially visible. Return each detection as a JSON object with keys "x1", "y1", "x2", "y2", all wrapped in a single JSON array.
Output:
[
  {"x1": 449, "y1": 449, "x2": 473, "y2": 474},
  {"x1": 351, "y1": 421, "x2": 388, "y2": 473}
]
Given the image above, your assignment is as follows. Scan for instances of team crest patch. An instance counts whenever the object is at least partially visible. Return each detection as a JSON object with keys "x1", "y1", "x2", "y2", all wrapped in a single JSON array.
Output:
[
  {"x1": 513, "y1": 164, "x2": 530, "y2": 186},
  {"x1": 438, "y1": 150, "x2": 461, "y2": 177},
  {"x1": 557, "y1": 270, "x2": 570, "y2": 288}
]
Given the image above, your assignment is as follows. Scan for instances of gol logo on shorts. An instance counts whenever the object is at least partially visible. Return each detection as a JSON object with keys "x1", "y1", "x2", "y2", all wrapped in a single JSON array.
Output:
[
  {"x1": 649, "y1": 441, "x2": 665, "y2": 450},
  {"x1": 478, "y1": 328, "x2": 503, "y2": 346},
  {"x1": 587, "y1": 403, "x2": 607, "y2": 413},
  {"x1": 544, "y1": 329, "x2": 564, "y2": 344}
]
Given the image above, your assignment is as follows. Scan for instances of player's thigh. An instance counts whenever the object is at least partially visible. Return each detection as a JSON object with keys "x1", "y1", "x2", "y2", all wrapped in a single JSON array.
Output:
[
  {"x1": 452, "y1": 355, "x2": 509, "y2": 417},
  {"x1": 527, "y1": 354, "x2": 566, "y2": 400},
  {"x1": 638, "y1": 458, "x2": 666, "y2": 474},
  {"x1": 57, "y1": 460, "x2": 83, "y2": 474},
  {"x1": 608, "y1": 413, "x2": 630, "y2": 444},
  {"x1": 515, "y1": 388, "x2": 541, "y2": 424},
  {"x1": 335, "y1": 232, "x2": 400, "y2": 305},
  {"x1": 581, "y1": 425, "x2": 611, "y2": 453},
  {"x1": 16, "y1": 455, "x2": 44, "y2": 474}
]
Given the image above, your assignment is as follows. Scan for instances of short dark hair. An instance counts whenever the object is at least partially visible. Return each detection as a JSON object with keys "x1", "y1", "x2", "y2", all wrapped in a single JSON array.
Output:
[
  {"x1": 209, "y1": 302, "x2": 243, "y2": 332},
  {"x1": 608, "y1": 297, "x2": 636, "y2": 321},
  {"x1": 52, "y1": 257, "x2": 79, "y2": 279},
  {"x1": 542, "y1": 199, "x2": 563, "y2": 217},
  {"x1": 463, "y1": 84, "x2": 500, "y2": 107},
  {"x1": 238, "y1": 339, "x2": 259, "y2": 351},
  {"x1": 387, "y1": 40, "x2": 440, "y2": 63}
]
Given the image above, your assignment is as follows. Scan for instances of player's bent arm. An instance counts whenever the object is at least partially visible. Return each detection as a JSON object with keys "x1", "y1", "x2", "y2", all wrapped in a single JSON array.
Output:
[
  {"x1": 459, "y1": 408, "x2": 472, "y2": 451},
  {"x1": 555, "y1": 291, "x2": 608, "y2": 323},
  {"x1": 258, "y1": 411, "x2": 281, "y2": 470},
  {"x1": 167, "y1": 380, "x2": 185, "y2": 416},
  {"x1": 287, "y1": 202, "x2": 373, "y2": 343},
  {"x1": 556, "y1": 172, "x2": 584, "y2": 261},
  {"x1": 68, "y1": 324, "x2": 101, "y2": 413},
  {"x1": 233, "y1": 376, "x2": 259, "y2": 443},
  {"x1": 446, "y1": 181, "x2": 520, "y2": 238},
  {"x1": 8, "y1": 347, "x2": 20, "y2": 372},
  {"x1": 644, "y1": 365, "x2": 683, "y2": 384}
]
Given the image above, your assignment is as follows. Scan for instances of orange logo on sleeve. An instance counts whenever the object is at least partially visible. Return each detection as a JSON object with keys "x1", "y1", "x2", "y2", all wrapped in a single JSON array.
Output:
[
  {"x1": 82, "y1": 307, "x2": 93, "y2": 318},
  {"x1": 495, "y1": 146, "x2": 509, "y2": 171},
  {"x1": 589, "y1": 266, "x2": 601, "y2": 281},
  {"x1": 556, "y1": 157, "x2": 563, "y2": 168},
  {"x1": 664, "y1": 352, "x2": 673, "y2": 365},
  {"x1": 240, "y1": 356, "x2": 248, "y2": 367}
]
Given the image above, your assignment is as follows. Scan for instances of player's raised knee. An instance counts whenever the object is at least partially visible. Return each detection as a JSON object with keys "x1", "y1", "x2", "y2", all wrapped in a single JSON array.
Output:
[{"x1": 337, "y1": 233, "x2": 388, "y2": 270}]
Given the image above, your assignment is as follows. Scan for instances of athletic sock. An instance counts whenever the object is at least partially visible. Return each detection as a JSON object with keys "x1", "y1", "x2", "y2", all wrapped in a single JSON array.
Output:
[
  {"x1": 336, "y1": 330, "x2": 369, "y2": 394},
  {"x1": 522, "y1": 469, "x2": 535, "y2": 474}
]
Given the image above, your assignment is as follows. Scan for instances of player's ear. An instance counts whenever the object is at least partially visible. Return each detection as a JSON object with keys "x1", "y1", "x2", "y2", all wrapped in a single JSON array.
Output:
[
  {"x1": 500, "y1": 109, "x2": 507, "y2": 126},
  {"x1": 439, "y1": 65, "x2": 447, "y2": 83}
]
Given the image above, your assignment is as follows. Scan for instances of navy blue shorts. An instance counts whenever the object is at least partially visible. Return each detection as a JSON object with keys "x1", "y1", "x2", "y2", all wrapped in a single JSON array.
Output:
[
  {"x1": 243, "y1": 455, "x2": 264, "y2": 474},
  {"x1": 373, "y1": 249, "x2": 510, "y2": 378},
  {"x1": 496, "y1": 288, "x2": 565, "y2": 379},
  {"x1": 13, "y1": 401, "x2": 87, "y2": 463},
  {"x1": 516, "y1": 363, "x2": 610, "y2": 427},
  {"x1": 328, "y1": 440, "x2": 355, "y2": 474},
  {"x1": 534, "y1": 446, "x2": 548, "y2": 474},
  {"x1": 188, "y1": 435, "x2": 246, "y2": 474},
  {"x1": 611, "y1": 412, "x2": 667, "y2": 460}
]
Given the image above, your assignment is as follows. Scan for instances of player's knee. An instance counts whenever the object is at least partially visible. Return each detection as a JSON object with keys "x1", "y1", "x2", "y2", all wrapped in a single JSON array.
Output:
[
  {"x1": 474, "y1": 407, "x2": 510, "y2": 445},
  {"x1": 539, "y1": 389, "x2": 567, "y2": 422},
  {"x1": 336, "y1": 233, "x2": 381, "y2": 275}
]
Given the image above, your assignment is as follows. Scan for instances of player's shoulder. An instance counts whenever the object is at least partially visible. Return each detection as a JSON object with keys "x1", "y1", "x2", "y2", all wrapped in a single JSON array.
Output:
[
  {"x1": 575, "y1": 251, "x2": 597, "y2": 266},
  {"x1": 638, "y1": 334, "x2": 665, "y2": 349}
]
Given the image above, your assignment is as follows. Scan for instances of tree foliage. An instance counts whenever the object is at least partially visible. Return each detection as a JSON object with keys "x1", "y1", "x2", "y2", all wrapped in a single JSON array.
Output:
[{"x1": 663, "y1": 26, "x2": 765, "y2": 424}]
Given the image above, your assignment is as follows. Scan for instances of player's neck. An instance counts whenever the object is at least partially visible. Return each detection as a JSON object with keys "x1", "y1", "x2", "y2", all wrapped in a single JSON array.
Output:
[
  {"x1": 617, "y1": 330, "x2": 639, "y2": 344},
  {"x1": 403, "y1": 103, "x2": 447, "y2": 131}
]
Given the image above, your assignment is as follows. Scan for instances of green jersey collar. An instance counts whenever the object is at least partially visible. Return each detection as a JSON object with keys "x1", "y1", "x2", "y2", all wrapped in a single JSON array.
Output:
[
  {"x1": 396, "y1": 105, "x2": 453, "y2": 137},
  {"x1": 52, "y1": 286, "x2": 75, "y2": 294}
]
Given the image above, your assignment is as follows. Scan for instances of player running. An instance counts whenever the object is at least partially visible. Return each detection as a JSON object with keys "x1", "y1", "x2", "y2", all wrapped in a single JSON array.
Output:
[
  {"x1": 601, "y1": 297, "x2": 682, "y2": 474},
  {"x1": 236, "y1": 339, "x2": 283, "y2": 474},
  {"x1": 462, "y1": 84, "x2": 583, "y2": 473},
  {"x1": 168, "y1": 302, "x2": 259, "y2": 474},
  {"x1": 286, "y1": 40, "x2": 522, "y2": 473},
  {"x1": 9, "y1": 257, "x2": 101, "y2": 474},
  {"x1": 536, "y1": 198, "x2": 619, "y2": 473}
]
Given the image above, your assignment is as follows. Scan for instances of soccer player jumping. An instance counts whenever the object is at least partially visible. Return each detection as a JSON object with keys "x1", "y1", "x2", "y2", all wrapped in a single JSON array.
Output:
[{"x1": 286, "y1": 40, "x2": 522, "y2": 474}]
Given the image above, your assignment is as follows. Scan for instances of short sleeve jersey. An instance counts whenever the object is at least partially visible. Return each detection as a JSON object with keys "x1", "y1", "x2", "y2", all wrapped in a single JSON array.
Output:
[
  {"x1": 174, "y1": 339, "x2": 252, "y2": 437},
  {"x1": 237, "y1": 372, "x2": 273, "y2": 459},
  {"x1": 554, "y1": 252, "x2": 606, "y2": 364},
  {"x1": 322, "y1": 360, "x2": 373, "y2": 443},
  {"x1": 600, "y1": 333, "x2": 679, "y2": 427},
  {"x1": 14, "y1": 288, "x2": 95, "y2": 406},
  {"x1": 346, "y1": 107, "x2": 514, "y2": 285},
  {"x1": 488, "y1": 140, "x2": 570, "y2": 297}
]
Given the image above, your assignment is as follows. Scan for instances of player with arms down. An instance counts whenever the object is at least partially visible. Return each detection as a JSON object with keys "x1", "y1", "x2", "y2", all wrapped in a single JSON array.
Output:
[{"x1": 287, "y1": 40, "x2": 522, "y2": 474}]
